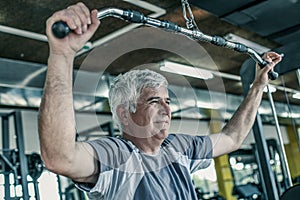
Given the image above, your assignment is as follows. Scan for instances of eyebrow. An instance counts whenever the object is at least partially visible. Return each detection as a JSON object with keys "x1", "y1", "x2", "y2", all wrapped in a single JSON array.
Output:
[{"x1": 146, "y1": 97, "x2": 171, "y2": 102}]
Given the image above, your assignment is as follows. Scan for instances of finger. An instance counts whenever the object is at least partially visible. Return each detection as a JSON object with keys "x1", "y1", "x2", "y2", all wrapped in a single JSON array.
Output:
[
  {"x1": 86, "y1": 9, "x2": 100, "y2": 34},
  {"x1": 47, "y1": 8, "x2": 81, "y2": 36},
  {"x1": 263, "y1": 52, "x2": 274, "y2": 62},
  {"x1": 71, "y1": 2, "x2": 91, "y2": 33},
  {"x1": 76, "y1": 2, "x2": 92, "y2": 24},
  {"x1": 65, "y1": 9, "x2": 83, "y2": 34},
  {"x1": 91, "y1": 9, "x2": 100, "y2": 26},
  {"x1": 263, "y1": 52, "x2": 283, "y2": 65},
  {"x1": 46, "y1": 10, "x2": 77, "y2": 39},
  {"x1": 65, "y1": 3, "x2": 90, "y2": 34},
  {"x1": 267, "y1": 52, "x2": 280, "y2": 60},
  {"x1": 73, "y1": 9, "x2": 100, "y2": 42},
  {"x1": 271, "y1": 54, "x2": 282, "y2": 65}
]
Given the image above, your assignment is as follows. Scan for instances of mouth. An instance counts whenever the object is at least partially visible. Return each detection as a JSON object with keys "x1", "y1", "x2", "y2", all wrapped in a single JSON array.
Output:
[
  {"x1": 155, "y1": 121, "x2": 169, "y2": 129},
  {"x1": 155, "y1": 121, "x2": 169, "y2": 124}
]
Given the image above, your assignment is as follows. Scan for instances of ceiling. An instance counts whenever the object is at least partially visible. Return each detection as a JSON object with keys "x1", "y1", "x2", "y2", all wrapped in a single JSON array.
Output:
[{"x1": 0, "y1": 0, "x2": 299, "y2": 124}]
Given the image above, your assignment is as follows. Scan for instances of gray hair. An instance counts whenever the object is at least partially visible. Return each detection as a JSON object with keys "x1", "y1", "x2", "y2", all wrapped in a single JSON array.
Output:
[{"x1": 108, "y1": 69, "x2": 168, "y2": 130}]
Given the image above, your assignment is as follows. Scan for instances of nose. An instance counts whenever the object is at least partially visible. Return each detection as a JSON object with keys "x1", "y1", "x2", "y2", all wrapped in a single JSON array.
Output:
[{"x1": 159, "y1": 100, "x2": 171, "y2": 117}]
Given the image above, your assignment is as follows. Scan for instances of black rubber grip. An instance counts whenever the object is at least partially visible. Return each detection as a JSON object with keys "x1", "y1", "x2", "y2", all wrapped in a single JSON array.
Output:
[
  {"x1": 52, "y1": 21, "x2": 70, "y2": 38},
  {"x1": 259, "y1": 61, "x2": 279, "y2": 80}
]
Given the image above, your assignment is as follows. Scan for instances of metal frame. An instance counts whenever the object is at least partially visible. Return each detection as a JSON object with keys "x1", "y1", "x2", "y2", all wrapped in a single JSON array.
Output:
[
  {"x1": 1, "y1": 112, "x2": 10, "y2": 199},
  {"x1": 1, "y1": 111, "x2": 30, "y2": 199}
]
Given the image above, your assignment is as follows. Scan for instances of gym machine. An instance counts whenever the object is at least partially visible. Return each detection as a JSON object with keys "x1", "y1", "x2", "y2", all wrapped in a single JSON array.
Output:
[
  {"x1": 0, "y1": 111, "x2": 43, "y2": 199},
  {"x1": 229, "y1": 139, "x2": 290, "y2": 200}
]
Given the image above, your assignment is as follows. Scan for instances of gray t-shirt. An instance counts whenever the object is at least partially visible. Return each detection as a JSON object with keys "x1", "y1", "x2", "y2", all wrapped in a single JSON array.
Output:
[{"x1": 76, "y1": 133, "x2": 213, "y2": 200}]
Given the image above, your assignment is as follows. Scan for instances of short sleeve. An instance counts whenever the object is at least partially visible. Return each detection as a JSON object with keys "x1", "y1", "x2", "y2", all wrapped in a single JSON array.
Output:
[{"x1": 164, "y1": 134, "x2": 213, "y2": 173}]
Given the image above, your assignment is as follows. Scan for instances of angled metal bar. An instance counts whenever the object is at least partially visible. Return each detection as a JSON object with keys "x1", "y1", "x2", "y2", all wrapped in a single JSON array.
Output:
[{"x1": 13, "y1": 111, "x2": 30, "y2": 200}]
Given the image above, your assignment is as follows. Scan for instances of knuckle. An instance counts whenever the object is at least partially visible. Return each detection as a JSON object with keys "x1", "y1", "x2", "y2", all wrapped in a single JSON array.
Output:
[
  {"x1": 76, "y1": 2, "x2": 85, "y2": 7},
  {"x1": 73, "y1": 17, "x2": 82, "y2": 25},
  {"x1": 52, "y1": 11, "x2": 61, "y2": 18}
]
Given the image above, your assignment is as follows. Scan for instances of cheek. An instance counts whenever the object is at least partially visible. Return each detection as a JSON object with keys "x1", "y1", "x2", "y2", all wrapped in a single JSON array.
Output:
[{"x1": 130, "y1": 110, "x2": 154, "y2": 126}]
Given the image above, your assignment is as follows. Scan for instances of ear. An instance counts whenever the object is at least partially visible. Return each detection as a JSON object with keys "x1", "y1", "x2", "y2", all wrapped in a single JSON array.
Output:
[{"x1": 116, "y1": 105, "x2": 129, "y2": 126}]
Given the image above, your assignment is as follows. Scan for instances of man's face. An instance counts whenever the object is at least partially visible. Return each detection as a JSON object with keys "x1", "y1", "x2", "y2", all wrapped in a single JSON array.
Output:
[{"x1": 127, "y1": 86, "x2": 171, "y2": 139}]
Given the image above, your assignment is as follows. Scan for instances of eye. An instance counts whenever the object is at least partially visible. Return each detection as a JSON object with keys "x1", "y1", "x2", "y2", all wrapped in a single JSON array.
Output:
[{"x1": 149, "y1": 99, "x2": 159, "y2": 104}]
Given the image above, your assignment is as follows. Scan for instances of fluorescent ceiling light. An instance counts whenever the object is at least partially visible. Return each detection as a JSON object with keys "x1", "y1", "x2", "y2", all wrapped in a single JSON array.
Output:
[
  {"x1": 224, "y1": 33, "x2": 270, "y2": 54},
  {"x1": 160, "y1": 60, "x2": 214, "y2": 80},
  {"x1": 292, "y1": 93, "x2": 300, "y2": 99}
]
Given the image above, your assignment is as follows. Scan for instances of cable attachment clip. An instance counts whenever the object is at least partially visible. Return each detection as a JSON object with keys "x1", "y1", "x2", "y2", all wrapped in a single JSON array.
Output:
[{"x1": 181, "y1": 0, "x2": 199, "y2": 30}]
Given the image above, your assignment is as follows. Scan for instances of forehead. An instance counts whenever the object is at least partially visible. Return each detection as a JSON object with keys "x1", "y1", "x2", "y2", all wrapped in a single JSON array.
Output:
[{"x1": 139, "y1": 86, "x2": 169, "y2": 99}]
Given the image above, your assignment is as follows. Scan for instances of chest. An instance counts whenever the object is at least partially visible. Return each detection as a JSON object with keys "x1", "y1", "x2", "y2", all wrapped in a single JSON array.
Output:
[{"x1": 133, "y1": 163, "x2": 197, "y2": 200}]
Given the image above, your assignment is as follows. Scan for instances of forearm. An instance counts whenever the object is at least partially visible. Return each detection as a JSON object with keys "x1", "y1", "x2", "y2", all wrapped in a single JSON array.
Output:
[
  {"x1": 38, "y1": 54, "x2": 77, "y2": 172},
  {"x1": 222, "y1": 82, "x2": 264, "y2": 149},
  {"x1": 210, "y1": 52, "x2": 282, "y2": 157}
]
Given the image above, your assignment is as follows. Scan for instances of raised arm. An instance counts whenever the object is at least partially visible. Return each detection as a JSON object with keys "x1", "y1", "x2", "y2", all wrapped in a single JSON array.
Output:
[
  {"x1": 210, "y1": 52, "x2": 282, "y2": 157},
  {"x1": 38, "y1": 3, "x2": 100, "y2": 183}
]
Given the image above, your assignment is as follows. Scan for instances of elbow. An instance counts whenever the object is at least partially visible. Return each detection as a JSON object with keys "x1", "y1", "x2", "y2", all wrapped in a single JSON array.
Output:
[
  {"x1": 40, "y1": 150, "x2": 73, "y2": 177},
  {"x1": 42, "y1": 160, "x2": 61, "y2": 175},
  {"x1": 231, "y1": 142, "x2": 241, "y2": 152},
  {"x1": 230, "y1": 136, "x2": 244, "y2": 152},
  {"x1": 224, "y1": 129, "x2": 246, "y2": 153},
  {"x1": 40, "y1": 151, "x2": 61, "y2": 175},
  {"x1": 224, "y1": 134, "x2": 243, "y2": 154}
]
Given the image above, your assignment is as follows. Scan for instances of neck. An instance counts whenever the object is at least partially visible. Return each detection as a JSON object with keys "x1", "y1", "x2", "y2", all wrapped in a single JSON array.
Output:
[{"x1": 123, "y1": 132, "x2": 163, "y2": 155}]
